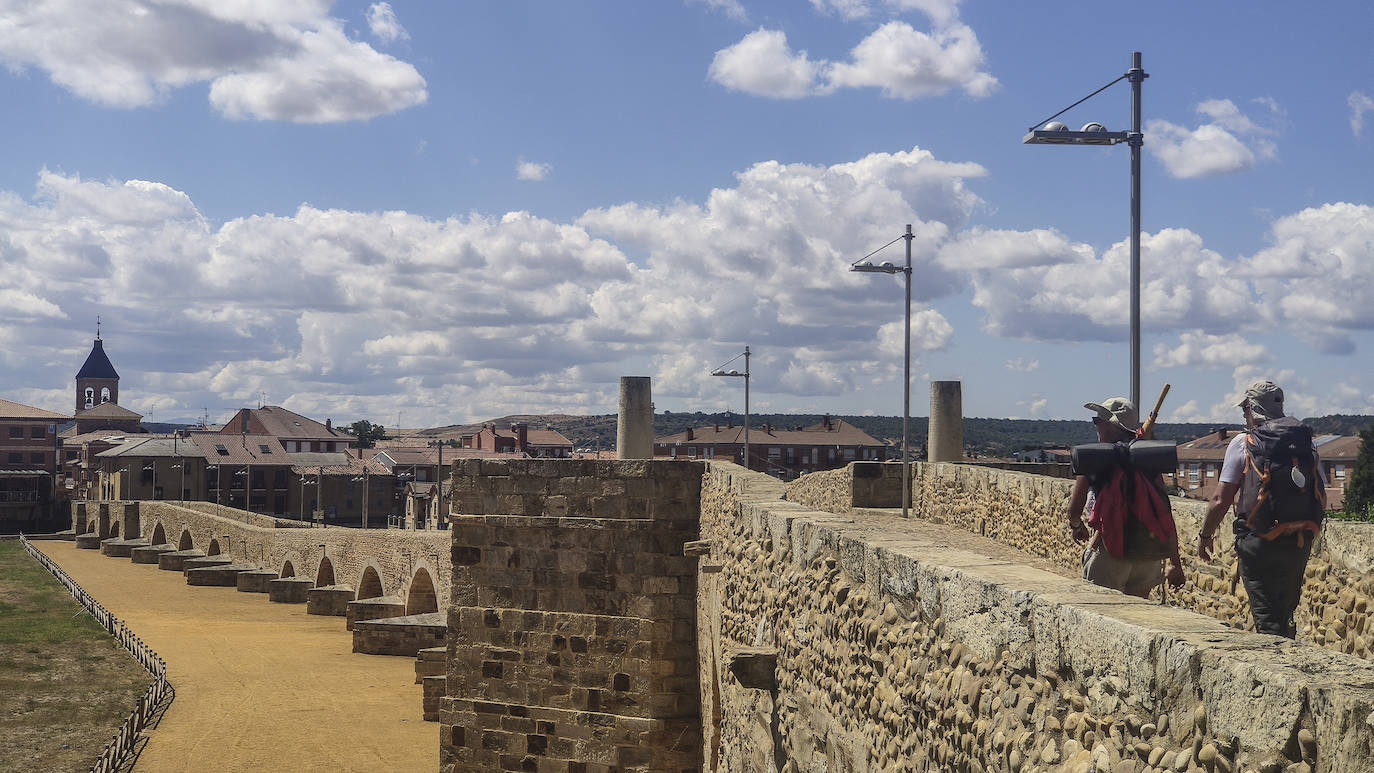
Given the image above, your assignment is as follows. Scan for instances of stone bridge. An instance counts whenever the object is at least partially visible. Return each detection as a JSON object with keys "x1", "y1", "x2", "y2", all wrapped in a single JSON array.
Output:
[{"x1": 65, "y1": 457, "x2": 1374, "y2": 772}]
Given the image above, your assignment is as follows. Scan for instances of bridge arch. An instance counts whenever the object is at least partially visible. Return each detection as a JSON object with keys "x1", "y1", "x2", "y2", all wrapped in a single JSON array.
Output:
[
  {"x1": 405, "y1": 568, "x2": 438, "y2": 615},
  {"x1": 316, "y1": 556, "x2": 336, "y2": 587},
  {"x1": 150, "y1": 522, "x2": 166, "y2": 546},
  {"x1": 207, "y1": 539, "x2": 221, "y2": 556},
  {"x1": 178, "y1": 528, "x2": 194, "y2": 551},
  {"x1": 356, "y1": 564, "x2": 385, "y2": 600}
]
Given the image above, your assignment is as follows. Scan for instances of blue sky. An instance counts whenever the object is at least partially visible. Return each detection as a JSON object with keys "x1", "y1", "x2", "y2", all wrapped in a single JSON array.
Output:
[{"x1": 1, "y1": 0, "x2": 1372, "y2": 429}]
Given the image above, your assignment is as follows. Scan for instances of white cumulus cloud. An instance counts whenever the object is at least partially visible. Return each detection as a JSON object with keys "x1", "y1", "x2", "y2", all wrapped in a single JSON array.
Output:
[
  {"x1": 1148, "y1": 98, "x2": 1279, "y2": 179},
  {"x1": 1152, "y1": 331, "x2": 1270, "y2": 370},
  {"x1": 1350, "y1": 91, "x2": 1374, "y2": 137},
  {"x1": 366, "y1": 2, "x2": 410, "y2": 44},
  {"x1": 515, "y1": 160, "x2": 553, "y2": 182},
  {"x1": 709, "y1": 4, "x2": 994, "y2": 101},
  {"x1": 0, "y1": 0, "x2": 426, "y2": 122},
  {"x1": 708, "y1": 29, "x2": 823, "y2": 99}
]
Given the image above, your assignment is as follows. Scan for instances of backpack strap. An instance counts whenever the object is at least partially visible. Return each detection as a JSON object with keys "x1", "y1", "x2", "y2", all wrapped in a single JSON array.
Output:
[
  {"x1": 1242, "y1": 436, "x2": 1272, "y2": 532},
  {"x1": 1255, "y1": 520, "x2": 1321, "y2": 548}
]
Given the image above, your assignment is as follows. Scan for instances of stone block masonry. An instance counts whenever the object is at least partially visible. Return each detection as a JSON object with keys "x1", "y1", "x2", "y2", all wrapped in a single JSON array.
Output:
[{"x1": 440, "y1": 459, "x2": 703, "y2": 773}]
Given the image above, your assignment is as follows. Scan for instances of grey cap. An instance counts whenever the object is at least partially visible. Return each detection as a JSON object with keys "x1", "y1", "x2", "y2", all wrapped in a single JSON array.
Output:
[{"x1": 1238, "y1": 380, "x2": 1285, "y2": 420}]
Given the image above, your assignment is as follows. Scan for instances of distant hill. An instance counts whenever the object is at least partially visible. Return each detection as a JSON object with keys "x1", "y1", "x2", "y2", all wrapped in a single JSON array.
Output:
[{"x1": 393, "y1": 412, "x2": 1372, "y2": 459}]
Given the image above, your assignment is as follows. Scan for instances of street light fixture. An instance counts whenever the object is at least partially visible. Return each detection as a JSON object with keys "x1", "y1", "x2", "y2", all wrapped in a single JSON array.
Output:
[
  {"x1": 851, "y1": 225, "x2": 914, "y2": 519},
  {"x1": 711, "y1": 347, "x2": 750, "y2": 470},
  {"x1": 1023, "y1": 50, "x2": 1147, "y2": 408}
]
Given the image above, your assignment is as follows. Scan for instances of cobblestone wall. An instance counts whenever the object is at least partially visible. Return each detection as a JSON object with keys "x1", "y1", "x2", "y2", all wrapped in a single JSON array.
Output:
[
  {"x1": 706, "y1": 461, "x2": 1374, "y2": 772},
  {"x1": 784, "y1": 462, "x2": 1374, "y2": 661},
  {"x1": 440, "y1": 459, "x2": 703, "y2": 773}
]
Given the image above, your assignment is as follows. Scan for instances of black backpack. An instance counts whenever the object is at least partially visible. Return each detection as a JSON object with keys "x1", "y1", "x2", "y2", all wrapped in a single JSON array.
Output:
[{"x1": 1241, "y1": 417, "x2": 1327, "y2": 537}]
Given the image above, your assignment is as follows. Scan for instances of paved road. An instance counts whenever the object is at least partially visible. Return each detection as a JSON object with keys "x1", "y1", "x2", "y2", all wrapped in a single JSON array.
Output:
[{"x1": 42, "y1": 541, "x2": 436, "y2": 773}]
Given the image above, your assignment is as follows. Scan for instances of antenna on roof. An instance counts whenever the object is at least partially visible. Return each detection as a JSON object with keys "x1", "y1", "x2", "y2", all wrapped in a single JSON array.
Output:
[{"x1": 96, "y1": 315, "x2": 101, "y2": 341}]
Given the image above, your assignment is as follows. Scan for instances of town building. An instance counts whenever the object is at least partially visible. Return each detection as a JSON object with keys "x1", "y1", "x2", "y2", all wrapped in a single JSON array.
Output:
[
  {"x1": 0, "y1": 397, "x2": 69, "y2": 530},
  {"x1": 96, "y1": 435, "x2": 208, "y2": 502},
  {"x1": 653, "y1": 415, "x2": 887, "y2": 478},
  {"x1": 459, "y1": 423, "x2": 574, "y2": 458}
]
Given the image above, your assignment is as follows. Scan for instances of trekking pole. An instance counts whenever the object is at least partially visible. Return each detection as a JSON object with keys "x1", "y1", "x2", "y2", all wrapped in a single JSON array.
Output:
[{"x1": 1137, "y1": 383, "x2": 1171, "y2": 440}]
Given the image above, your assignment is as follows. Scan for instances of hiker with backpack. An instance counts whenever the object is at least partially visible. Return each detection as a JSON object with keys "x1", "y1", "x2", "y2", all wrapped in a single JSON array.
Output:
[
  {"x1": 1198, "y1": 380, "x2": 1326, "y2": 638},
  {"x1": 1066, "y1": 397, "x2": 1187, "y2": 597}
]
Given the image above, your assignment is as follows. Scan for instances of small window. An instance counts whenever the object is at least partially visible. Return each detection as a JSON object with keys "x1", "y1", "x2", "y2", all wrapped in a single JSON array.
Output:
[
  {"x1": 31, "y1": 426, "x2": 45, "y2": 439},
  {"x1": 1336, "y1": 465, "x2": 1347, "y2": 480},
  {"x1": 100, "y1": 387, "x2": 111, "y2": 403},
  {"x1": 8, "y1": 427, "x2": 22, "y2": 439},
  {"x1": 7, "y1": 452, "x2": 21, "y2": 464},
  {"x1": 259, "y1": 444, "x2": 272, "y2": 454},
  {"x1": 30, "y1": 453, "x2": 44, "y2": 464},
  {"x1": 84, "y1": 388, "x2": 94, "y2": 408},
  {"x1": 215, "y1": 444, "x2": 230, "y2": 456}
]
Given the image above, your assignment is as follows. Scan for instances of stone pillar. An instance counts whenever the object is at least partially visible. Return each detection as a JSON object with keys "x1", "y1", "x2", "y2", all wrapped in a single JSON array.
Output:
[
  {"x1": 616, "y1": 376, "x2": 653, "y2": 459},
  {"x1": 928, "y1": 380, "x2": 963, "y2": 463}
]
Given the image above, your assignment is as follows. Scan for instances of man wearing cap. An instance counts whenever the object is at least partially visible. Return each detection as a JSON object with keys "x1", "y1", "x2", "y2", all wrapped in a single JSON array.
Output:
[
  {"x1": 1066, "y1": 397, "x2": 1186, "y2": 597},
  {"x1": 1199, "y1": 380, "x2": 1321, "y2": 638}
]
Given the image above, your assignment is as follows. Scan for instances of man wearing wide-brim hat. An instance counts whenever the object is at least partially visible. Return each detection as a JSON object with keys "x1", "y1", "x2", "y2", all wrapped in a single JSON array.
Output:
[{"x1": 1066, "y1": 397, "x2": 1185, "y2": 597}]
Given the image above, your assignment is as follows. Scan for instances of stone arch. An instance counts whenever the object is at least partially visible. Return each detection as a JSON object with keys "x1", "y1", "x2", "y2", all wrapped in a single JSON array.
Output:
[
  {"x1": 405, "y1": 568, "x2": 438, "y2": 615},
  {"x1": 86, "y1": 519, "x2": 97, "y2": 534},
  {"x1": 280, "y1": 560, "x2": 296, "y2": 579},
  {"x1": 97, "y1": 506, "x2": 111, "y2": 539},
  {"x1": 356, "y1": 564, "x2": 384, "y2": 600},
  {"x1": 316, "y1": 556, "x2": 335, "y2": 587},
  {"x1": 207, "y1": 539, "x2": 221, "y2": 556},
  {"x1": 110, "y1": 521, "x2": 120, "y2": 538},
  {"x1": 178, "y1": 528, "x2": 194, "y2": 551},
  {"x1": 150, "y1": 522, "x2": 166, "y2": 546}
]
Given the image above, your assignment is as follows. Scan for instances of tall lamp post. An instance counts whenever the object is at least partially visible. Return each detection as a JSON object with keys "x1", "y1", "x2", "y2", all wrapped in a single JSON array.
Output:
[
  {"x1": 711, "y1": 347, "x2": 750, "y2": 470},
  {"x1": 1023, "y1": 51, "x2": 1147, "y2": 408},
  {"x1": 851, "y1": 225, "x2": 914, "y2": 518}
]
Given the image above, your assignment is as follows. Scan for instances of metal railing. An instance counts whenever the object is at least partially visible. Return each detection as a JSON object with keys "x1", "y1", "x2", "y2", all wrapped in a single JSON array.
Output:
[{"x1": 19, "y1": 535, "x2": 174, "y2": 773}]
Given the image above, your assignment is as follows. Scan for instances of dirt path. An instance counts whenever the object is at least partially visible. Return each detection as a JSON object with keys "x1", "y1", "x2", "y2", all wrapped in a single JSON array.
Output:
[{"x1": 43, "y1": 541, "x2": 435, "y2": 773}]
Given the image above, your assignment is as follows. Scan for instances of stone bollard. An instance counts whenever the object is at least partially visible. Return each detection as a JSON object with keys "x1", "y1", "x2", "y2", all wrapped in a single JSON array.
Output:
[
  {"x1": 928, "y1": 380, "x2": 964, "y2": 462},
  {"x1": 616, "y1": 376, "x2": 653, "y2": 459}
]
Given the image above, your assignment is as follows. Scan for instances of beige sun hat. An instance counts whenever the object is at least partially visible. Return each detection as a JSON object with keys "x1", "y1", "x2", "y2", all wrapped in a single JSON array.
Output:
[
  {"x1": 1085, "y1": 397, "x2": 1139, "y2": 434},
  {"x1": 1238, "y1": 380, "x2": 1285, "y2": 420}
]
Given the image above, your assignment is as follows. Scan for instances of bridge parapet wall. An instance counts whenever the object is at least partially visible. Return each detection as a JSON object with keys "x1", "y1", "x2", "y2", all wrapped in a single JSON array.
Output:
[
  {"x1": 114, "y1": 501, "x2": 449, "y2": 608},
  {"x1": 784, "y1": 462, "x2": 1374, "y2": 660},
  {"x1": 704, "y1": 462, "x2": 1374, "y2": 772}
]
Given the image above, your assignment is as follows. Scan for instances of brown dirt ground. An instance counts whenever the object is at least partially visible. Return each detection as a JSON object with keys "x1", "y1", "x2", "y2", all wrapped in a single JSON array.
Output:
[
  {"x1": 0, "y1": 540, "x2": 151, "y2": 773},
  {"x1": 43, "y1": 541, "x2": 436, "y2": 773}
]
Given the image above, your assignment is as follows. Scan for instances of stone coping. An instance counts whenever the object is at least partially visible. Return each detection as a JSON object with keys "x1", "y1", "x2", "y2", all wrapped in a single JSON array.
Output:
[
  {"x1": 717, "y1": 463, "x2": 1374, "y2": 770},
  {"x1": 354, "y1": 612, "x2": 445, "y2": 629}
]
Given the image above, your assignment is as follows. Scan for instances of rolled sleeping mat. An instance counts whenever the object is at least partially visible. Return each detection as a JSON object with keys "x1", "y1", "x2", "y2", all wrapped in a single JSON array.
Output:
[{"x1": 1070, "y1": 440, "x2": 1177, "y2": 477}]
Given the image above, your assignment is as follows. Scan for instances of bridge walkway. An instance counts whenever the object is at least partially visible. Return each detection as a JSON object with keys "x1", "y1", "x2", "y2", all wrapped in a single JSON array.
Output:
[{"x1": 43, "y1": 541, "x2": 435, "y2": 773}]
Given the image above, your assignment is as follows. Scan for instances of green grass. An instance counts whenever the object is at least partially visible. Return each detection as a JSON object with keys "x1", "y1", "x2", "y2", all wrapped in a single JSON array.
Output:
[{"x1": 0, "y1": 540, "x2": 152, "y2": 773}]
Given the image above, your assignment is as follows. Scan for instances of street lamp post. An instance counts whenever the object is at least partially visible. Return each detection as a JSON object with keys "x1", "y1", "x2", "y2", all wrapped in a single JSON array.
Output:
[
  {"x1": 711, "y1": 347, "x2": 750, "y2": 470},
  {"x1": 851, "y1": 225, "x2": 914, "y2": 519},
  {"x1": 1023, "y1": 51, "x2": 1147, "y2": 408}
]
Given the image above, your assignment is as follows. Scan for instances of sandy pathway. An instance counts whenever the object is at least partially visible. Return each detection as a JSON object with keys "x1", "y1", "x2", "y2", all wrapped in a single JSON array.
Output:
[{"x1": 41, "y1": 541, "x2": 436, "y2": 773}]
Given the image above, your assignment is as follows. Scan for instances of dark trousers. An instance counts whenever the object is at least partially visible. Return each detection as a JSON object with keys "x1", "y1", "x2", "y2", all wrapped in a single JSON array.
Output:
[{"x1": 1235, "y1": 533, "x2": 1314, "y2": 638}]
